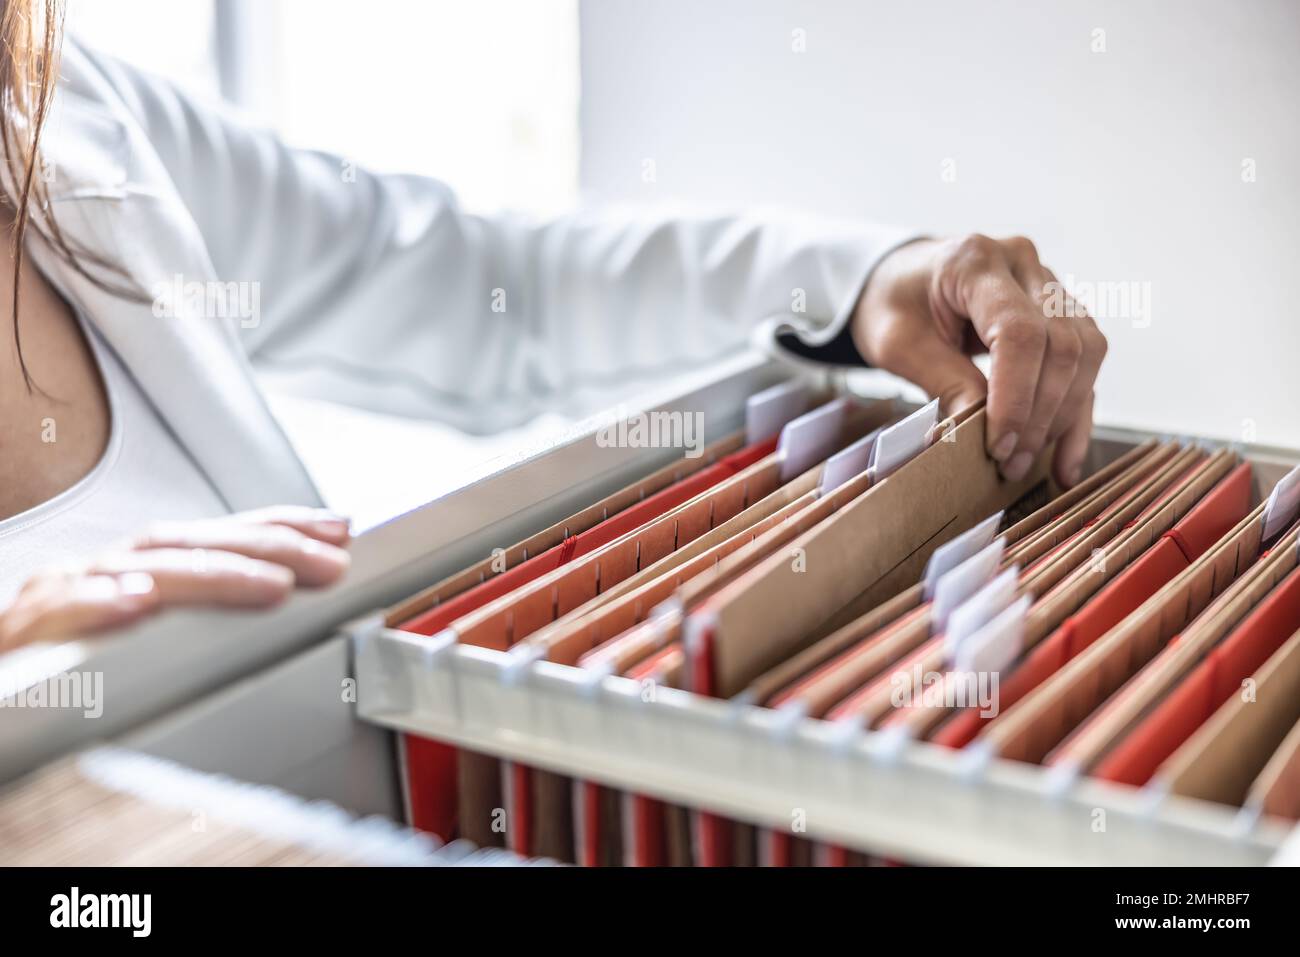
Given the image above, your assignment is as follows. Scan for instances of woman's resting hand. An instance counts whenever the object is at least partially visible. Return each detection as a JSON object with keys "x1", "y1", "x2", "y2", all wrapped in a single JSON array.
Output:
[{"x1": 0, "y1": 507, "x2": 351, "y2": 651}]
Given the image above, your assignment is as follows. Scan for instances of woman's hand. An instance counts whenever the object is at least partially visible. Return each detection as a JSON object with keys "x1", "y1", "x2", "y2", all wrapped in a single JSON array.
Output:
[
  {"x1": 853, "y1": 235, "x2": 1107, "y2": 487},
  {"x1": 0, "y1": 507, "x2": 351, "y2": 651}
]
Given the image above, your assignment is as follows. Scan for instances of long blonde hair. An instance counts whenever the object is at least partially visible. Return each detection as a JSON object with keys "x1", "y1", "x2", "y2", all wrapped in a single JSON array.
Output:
[{"x1": 1, "y1": 0, "x2": 132, "y2": 391}]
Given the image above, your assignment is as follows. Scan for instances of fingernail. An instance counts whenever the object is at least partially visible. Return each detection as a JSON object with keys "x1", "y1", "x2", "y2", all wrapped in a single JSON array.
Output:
[
  {"x1": 992, "y1": 432, "x2": 1018, "y2": 462},
  {"x1": 313, "y1": 518, "x2": 351, "y2": 539},
  {"x1": 301, "y1": 538, "x2": 349, "y2": 562},
  {"x1": 116, "y1": 572, "x2": 156, "y2": 597},
  {"x1": 1065, "y1": 464, "x2": 1082, "y2": 487},
  {"x1": 82, "y1": 575, "x2": 123, "y2": 602},
  {"x1": 1003, "y1": 451, "x2": 1033, "y2": 482}
]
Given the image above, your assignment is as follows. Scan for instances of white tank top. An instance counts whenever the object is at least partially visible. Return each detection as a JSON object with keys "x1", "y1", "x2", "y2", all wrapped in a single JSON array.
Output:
[{"x1": 0, "y1": 316, "x2": 230, "y2": 605}]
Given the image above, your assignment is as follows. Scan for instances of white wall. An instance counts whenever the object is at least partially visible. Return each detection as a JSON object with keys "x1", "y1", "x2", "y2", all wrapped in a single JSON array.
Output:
[{"x1": 580, "y1": 0, "x2": 1300, "y2": 447}]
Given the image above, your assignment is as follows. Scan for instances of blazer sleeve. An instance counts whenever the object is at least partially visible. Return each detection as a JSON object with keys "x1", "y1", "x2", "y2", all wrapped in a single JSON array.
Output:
[{"x1": 74, "y1": 43, "x2": 917, "y2": 432}]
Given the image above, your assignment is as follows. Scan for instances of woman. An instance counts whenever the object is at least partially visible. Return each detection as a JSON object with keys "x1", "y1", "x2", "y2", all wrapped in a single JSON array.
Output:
[{"x1": 0, "y1": 2, "x2": 1105, "y2": 648}]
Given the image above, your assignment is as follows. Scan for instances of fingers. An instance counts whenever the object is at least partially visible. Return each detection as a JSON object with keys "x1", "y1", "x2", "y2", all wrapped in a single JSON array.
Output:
[
  {"x1": 1001, "y1": 316, "x2": 1081, "y2": 481},
  {"x1": 0, "y1": 510, "x2": 355, "y2": 651},
  {"x1": 224, "y1": 506, "x2": 352, "y2": 548},
  {"x1": 0, "y1": 572, "x2": 159, "y2": 650},
  {"x1": 948, "y1": 253, "x2": 1045, "y2": 461},
  {"x1": 133, "y1": 519, "x2": 350, "y2": 588},
  {"x1": 88, "y1": 548, "x2": 297, "y2": 608},
  {"x1": 1053, "y1": 391, "x2": 1096, "y2": 488},
  {"x1": 932, "y1": 234, "x2": 1107, "y2": 485},
  {"x1": 108, "y1": 510, "x2": 352, "y2": 604},
  {"x1": 1046, "y1": 315, "x2": 1107, "y2": 478}
]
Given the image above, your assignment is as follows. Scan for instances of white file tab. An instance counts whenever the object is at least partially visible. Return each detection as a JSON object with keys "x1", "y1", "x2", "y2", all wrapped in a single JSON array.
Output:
[
  {"x1": 1262, "y1": 464, "x2": 1300, "y2": 541},
  {"x1": 931, "y1": 538, "x2": 1005, "y2": 633},
  {"x1": 746, "y1": 379, "x2": 810, "y2": 446},
  {"x1": 818, "y1": 427, "x2": 882, "y2": 495},
  {"x1": 777, "y1": 397, "x2": 850, "y2": 482},
  {"x1": 944, "y1": 566, "x2": 1019, "y2": 661},
  {"x1": 922, "y1": 511, "x2": 1004, "y2": 600},
  {"x1": 953, "y1": 595, "x2": 1032, "y2": 675},
  {"x1": 868, "y1": 398, "x2": 940, "y2": 482}
]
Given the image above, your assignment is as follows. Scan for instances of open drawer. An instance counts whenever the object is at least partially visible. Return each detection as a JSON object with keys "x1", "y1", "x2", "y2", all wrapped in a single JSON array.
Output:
[{"x1": 351, "y1": 358, "x2": 1300, "y2": 866}]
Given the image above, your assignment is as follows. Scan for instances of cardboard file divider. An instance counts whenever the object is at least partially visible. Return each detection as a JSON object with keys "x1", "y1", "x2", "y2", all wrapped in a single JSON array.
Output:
[
  {"x1": 1154, "y1": 623, "x2": 1300, "y2": 809},
  {"x1": 1000, "y1": 439, "x2": 1158, "y2": 546},
  {"x1": 880, "y1": 585, "x2": 1026, "y2": 734},
  {"x1": 697, "y1": 409, "x2": 1048, "y2": 702},
  {"x1": 471, "y1": 397, "x2": 893, "y2": 860},
  {"x1": 397, "y1": 433, "x2": 780, "y2": 845},
  {"x1": 745, "y1": 439, "x2": 1123, "y2": 713},
  {"x1": 773, "y1": 438, "x2": 1160, "y2": 704},
  {"x1": 1092, "y1": 558, "x2": 1300, "y2": 786},
  {"x1": 440, "y1": 435, "x2": 793, "y2": 851},
  {"x1": 561, "y1": 462, "x2": 845, "y2": 676},
  {"x1": 893, "y1": 451, "x2": 1209, "y2": 737},
  {"x1": 1243, "y1": 676, "x2": 1300, "y2": 819},
  {"x1": 386, "y1": 428, "x2": 751, "y2": 628},
  {"x1": 1005, "y1": 442, "x2": 1178, "y2": 570},
  {"x1": 392, "y1": 400, "x2": 817, "y2": 844},
  {"x1": 570, "y1": 401, "x2": 905, "y2": 683},
  {"x1": 536, "y1": 403, "x2": 903, "y2": 670},
  {"x1": 1013, "y1": 451, "x2": 1233, "y2": 644},
  {"x1": 685, "y1": 410, "x2": 1048, "y2": 864},
  {"x1": 931, "y1": 460, "x2": 1254, "y2": 750},
  {"x1": 1012, "y1": 446, "x2": 1202, "y2": 600},
  {"x1": 746, "y1": 587, "x2": 927, "y2": 709},
  {"x1": 789, "y1": 401, "x2": 995, "y2": 637},
  {"x1": 976, "y1": 499, "x2": 1268, "y2": 766},
  {"x1": 844, "y1": 447, "x2": 1226, "y2": 738},
  {"x1": 993, "y1": 494, "x2": 1279, "y2": 769},
  {"x1": 393, "y1": 428, "x2": 752, "y2": 839},
  {"x1": 476, "y1": 400, "x2": 895, "y2": 858},
  {"x1": 402, "y1": 436, "x2": 780, "y2": 640},
  {"x1": 977, "y1": 455, "x2": 1263, "y2": 754},
  {"x1": 760, "y1": 439, "x2": 1128, "y2": 724},
  {"x1": 456, "y1": 398, "x2": 893, "y2": 653},
  {"x1": 1044, "y1": 522, "x2": 1300, "y2": 775}
]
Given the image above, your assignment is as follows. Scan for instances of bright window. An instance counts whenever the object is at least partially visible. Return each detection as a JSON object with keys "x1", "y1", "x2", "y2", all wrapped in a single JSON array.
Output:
[{"x1": 66, "y1": 0, "x2": 580, "y2": 216}]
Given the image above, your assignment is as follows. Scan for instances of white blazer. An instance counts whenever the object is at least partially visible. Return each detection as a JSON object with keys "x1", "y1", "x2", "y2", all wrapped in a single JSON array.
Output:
[{"x1": 27, "y1": 40, "x2": 914, "y2": 512}]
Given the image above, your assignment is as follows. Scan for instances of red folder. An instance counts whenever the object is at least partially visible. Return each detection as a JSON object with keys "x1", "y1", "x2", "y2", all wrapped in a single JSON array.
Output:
[
  {"x1": 630, "y1": 795, "x2": 667, "y2": 867},
  {"x1": 401, "y1": 735, "x2": 461, "y2": 836},
  {"x1": 1093, "y1": 563, "x2": 1300, "y2": 786},
  {"x1": 505, "y1": 762, "x2": 533, "y2": 855},
  {"x1": 402, "y1": 436, "x2": 778, "y2": 638},
  {"x1": 931, "y1": 463, "x2": 1252, "y2": 750},
  {"x1": 399, "y1": 435, "x2": 778, "y2": 842},
  {"x1": 576, "y1": 781, "x2": 602, "y2": 867}
]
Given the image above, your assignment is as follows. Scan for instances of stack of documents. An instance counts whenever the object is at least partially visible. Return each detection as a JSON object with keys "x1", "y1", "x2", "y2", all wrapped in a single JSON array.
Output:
[
  {"x1": 382, "y1": 381, "x2": 1300, "y2": 865},
  {"x1": 0, "y1": 748, "x2": 531, "y2": 866}
]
